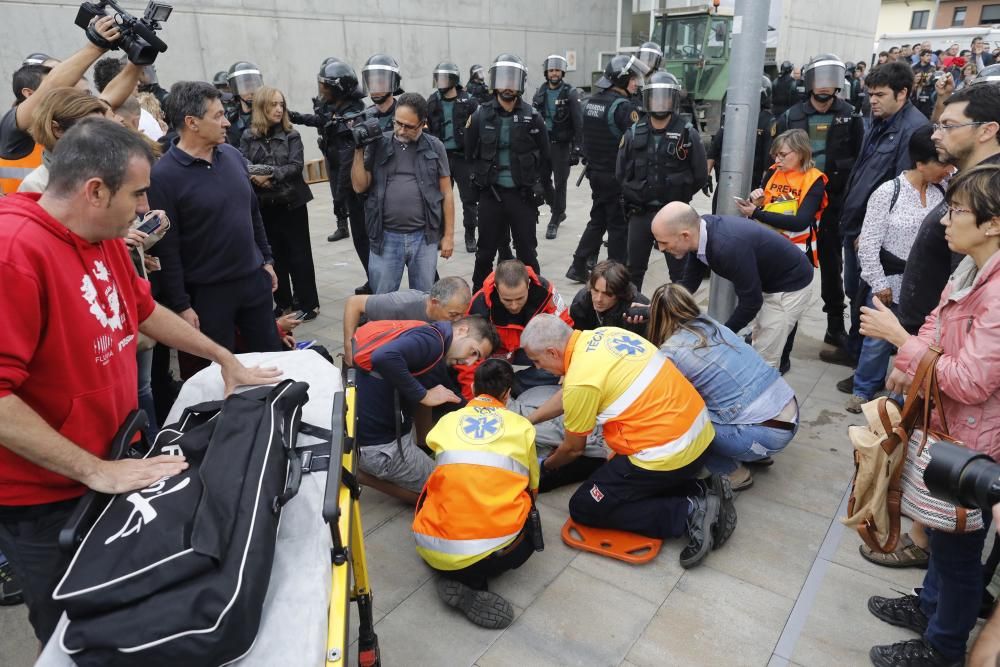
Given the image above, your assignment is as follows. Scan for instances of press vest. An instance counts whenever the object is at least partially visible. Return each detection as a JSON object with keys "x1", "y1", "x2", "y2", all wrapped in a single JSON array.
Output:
[
  {"x1": 428, "y1": 90, "x2": 475, "y2": 155},
  {"x1": 620, "y1": 115, "x2": 696, "y2": 207},
  {"x1": 562, "y1": 328, "x2": 715, "y2": 472},
  {"x1": 761, "y1": 167, "x2": 829, "y2": 267},
  {"x1": 411, "y1": 395, "x2": 539, "y2": 570},
  {"x1": 0, "y1": 143, "x2": 43, "y2": 194},
  {"x1": 470, "y1": 99, "x2": 542, "y2": 189},
  {"x1": 532, "y1": 82, "x2": 575, "y2": 143},
  {"x1": 582, "y1": 89, "x2": 632, "y2": 172}
]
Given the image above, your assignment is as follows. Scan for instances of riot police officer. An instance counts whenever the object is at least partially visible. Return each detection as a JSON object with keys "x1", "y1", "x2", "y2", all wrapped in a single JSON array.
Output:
[
  {"x1": 772, "y1": 60, "x2": 796, "y2": 117},
  {"x1": 532, "y1": 54, "x2": 583, "y2": 240},
  {"x1": 225, "y1": 61, "x2": 263, "y2": 146},
  {"x1": 428, "y1": 61, "x2": 480, "y2": 253},
  {"x1": 618, "y1": 71, "x2": 706, "y2": 290},
  {"x1": 465, "y1": 54, "x2": 550, "y2": 291},
  {"x1": 773, "y1": 53, "x2": 863, "y2": 349},
  {"x1": 212, "y1": 71, "x2": 230, "y2": 93},
  {"x1": 362, "y1": 54, "x2": 402, "y2": 133},
  {"x1": 565, "y1": 54, "x2": 647, "y2": 283},
  {"x1": 637, "y1": 41, "x2": 664, "y2": 74},
  {"x1": 466, "y1": 64, "x2": 491, "y2": 104}
]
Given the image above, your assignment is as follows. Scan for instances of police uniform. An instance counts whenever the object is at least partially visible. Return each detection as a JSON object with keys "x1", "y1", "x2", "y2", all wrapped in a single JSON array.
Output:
[
  {"x1": 618, "y1": 114, "x2": 707, "y2": 289},
  {"x1": 465, "y1": 97, "x2": 550, "y2": 291},
  {"x1": 467, "y1": 80, "x2": 491, "y2": 105},
  {"x1": 568, "y1": 88, "x2": 637, "y2": 276},
  {"x1": 771, "y1": 73, "x2": 797, "y2": 118},
  {"x1": 531, "y1": 80, "x2": 583, "y2": 225},
  {"x1": 364, "y1": 97, "x2": 398, "y2": 134},
  {"x1": 428, "y1": 87, "x2": 480, "y2": 247}
]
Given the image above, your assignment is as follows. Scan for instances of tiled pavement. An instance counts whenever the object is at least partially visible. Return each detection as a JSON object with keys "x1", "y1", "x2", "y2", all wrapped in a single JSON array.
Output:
[{"x1": 1, "y1": 168, "x2": 958, "y2": 666}]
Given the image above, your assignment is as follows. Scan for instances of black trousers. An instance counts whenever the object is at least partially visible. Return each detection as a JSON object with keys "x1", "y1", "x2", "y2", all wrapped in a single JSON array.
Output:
[
  {"x1": 348, "y1": 191, "x2": 369, "y2": 278},
  {"x1": 540, "y1": 456, "x2": 607, "y2": 493},
  {"x1": 626, "y1": 210, "x2": 688, "y2": 291},
  {"x1": 261, "y1": 202, "x2": 320, "y2": 312},
  {"x1": 437, "y1": 527, "x2": 536, "y2": 590},
  {"x1": 541, "y1": 141, "x2": 571, "y2": 218},
  {"x1": 448, "y1": 152, "x2": 478, "y2": 235},
  {"x1": 473, "y1": 187, "x2": 539, "y2": 291},
  {"x1": 817, "y1": 201, "x2": 846, "y2": 332},
  {"x1": 568, "y1": 451, "x2": 706, "y2": 539},
  {"x1": 572, "y1": 170, "x2": 627, "y2": 267},
  {"x1": 0, "y1": 499, "x2": 77, "y2": 642}
]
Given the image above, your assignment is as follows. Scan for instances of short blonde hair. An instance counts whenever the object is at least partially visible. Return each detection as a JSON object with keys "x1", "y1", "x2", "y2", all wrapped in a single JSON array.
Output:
[
  {"x1": 771, "y1": 128, "x2": 814, "y2": 171},
  {"x1": 29, "y1": 87, "x2": 107, "y2": 151},
  {"x1": 136, "y1": 92, "x2": 163, "y2": 120}
]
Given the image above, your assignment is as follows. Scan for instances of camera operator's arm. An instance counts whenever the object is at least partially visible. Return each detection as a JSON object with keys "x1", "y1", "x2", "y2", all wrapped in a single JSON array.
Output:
[
  {"x1": 352, "y1": 147, "x2": 372, "y2": 193},
  {"x1": 100, "y1": 61, "x2": 143, "y2": 111},
  {"x1": 14, "y1": 16, "x2": 121, "y2": 131},
  {"x1": 969, "y1": 588, "x2": 1000, "y2": 667}
]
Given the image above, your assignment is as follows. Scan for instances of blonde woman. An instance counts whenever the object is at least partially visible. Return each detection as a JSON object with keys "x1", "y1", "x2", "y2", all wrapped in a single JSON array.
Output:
[{"x1": 19, "y1": 88, "x2": 106, "y2": 192}]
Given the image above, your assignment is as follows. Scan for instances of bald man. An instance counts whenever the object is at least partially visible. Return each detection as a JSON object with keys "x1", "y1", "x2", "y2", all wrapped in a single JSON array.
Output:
[{"x1": 651, "y1": 202, "x2": 814, "y2": 368}]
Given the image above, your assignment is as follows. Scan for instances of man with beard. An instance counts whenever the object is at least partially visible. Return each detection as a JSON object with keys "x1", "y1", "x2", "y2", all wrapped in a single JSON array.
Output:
[
  {"x1": 351, "y1": 93, "x2": 454, "y2": 293},
  {"x1": 532, "y1": 54, "x2": 583, "y2": 240}
]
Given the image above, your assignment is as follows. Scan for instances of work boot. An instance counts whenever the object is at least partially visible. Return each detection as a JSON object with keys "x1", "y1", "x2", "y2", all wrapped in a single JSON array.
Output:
[
  {"x1": 711, "y1": 474, "x2": 738, "y2": 548},
  {"x1": 354, "y1": 282, "x2": 372, "y2": 295},
  {"x1": 819, "y1": 346, "x2": 857, "y2": 368},
  {"x1": 0, "y1": 560, "x2": 23, "y2": 606},
  {"x1": 565, "y1": 262, "x2": 589, "y2": 284},
  {"x1": 545, "y1": 213, "x2": 566, "y2": 240},
  {"x1": 867, "y1": 594, "x2": 929, "y2": 634},
  {"x1": 327, "y1": 218, "x2": 350, "y2": 243},
  {"x1": 436, "y1": 578, "x2": 514, "y2": 629},
  {"x1": 824, "y1": 329, "x2": 847, "y2": 349},
  {"x1": 869, "y1": 638, "x2": 959, "y2": 667},
  {"x1": 464, "y1": 230, "x2": 477, "y2": 253},
  {"x1": 679, "y1": 493, "x2": 719, "y2": 568}
]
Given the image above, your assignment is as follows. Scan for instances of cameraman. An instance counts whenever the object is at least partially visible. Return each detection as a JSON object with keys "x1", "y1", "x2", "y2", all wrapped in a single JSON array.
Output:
[{"x1": 351, "y1": 92, "x2": 454, "y2": 294}]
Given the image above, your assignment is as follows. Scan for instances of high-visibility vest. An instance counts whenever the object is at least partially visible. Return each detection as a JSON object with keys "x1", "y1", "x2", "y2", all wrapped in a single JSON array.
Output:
[
  {"x1": 562, "y1": 328, "x2": 715, "y2": 472},
  {"x1": 412, "y1": 395, "x2": 539, "y2": 571},
  {"x1": 0, "y1": 144, "x2": 43, "y2": 195},
  {"x1": 761, "y1": 166, "x2": 829, "y2": 267}
]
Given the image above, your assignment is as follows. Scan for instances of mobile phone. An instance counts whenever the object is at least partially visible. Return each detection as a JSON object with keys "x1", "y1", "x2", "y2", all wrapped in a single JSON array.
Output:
[
  {"x1": 136, "y1": 214, "x2": 161, "y2": 235},
  {"x1": 733, "y1": 196, "x2": 751, "y2": 206},
  {"x1": 291, "y1": 310, "x2": 308, "y2": 321}
]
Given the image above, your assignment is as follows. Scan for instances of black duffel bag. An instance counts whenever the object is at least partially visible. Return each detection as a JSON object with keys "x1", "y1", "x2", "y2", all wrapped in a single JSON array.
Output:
[{"x1": 53, "y1": 380, "x2": 310, "y2": 667}]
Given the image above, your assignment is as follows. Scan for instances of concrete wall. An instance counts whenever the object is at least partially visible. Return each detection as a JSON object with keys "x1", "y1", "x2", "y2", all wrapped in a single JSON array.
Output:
[
  {"x1": 0, "y1": 0, "x2": 617, "y2": 158},
  {"x1": 877, "y1": 0, "x2": 937, "y2": 35},
  {"x1": 774, "y1": 0, "x2": 883, "y2": 66}
]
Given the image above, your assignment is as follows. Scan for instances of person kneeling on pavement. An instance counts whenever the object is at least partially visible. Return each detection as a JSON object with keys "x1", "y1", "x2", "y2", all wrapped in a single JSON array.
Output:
[
  {"x1": 353, "y1": 315, "x2": 500, "y2": 503},
  {"x1": 646, "y1": 284, "x2": 799, "y2": 491},
  {"x1": 412, "y1": 359, "x2": 540, "y2": 629},
  {"x1": 520, "y1": 315, "x2": 736, "y2": 568}
]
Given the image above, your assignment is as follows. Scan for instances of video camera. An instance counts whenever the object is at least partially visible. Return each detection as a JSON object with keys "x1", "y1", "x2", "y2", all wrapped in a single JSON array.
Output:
[
  {"x1": 350, "y1": 117, "x2": 383, "y2": 147},
  {"x1": 925, "y1": 441, "x2": 1000, "y2": 513},
  {"x1": 75, "y1": 0, "x2": 172, "y2": 66}
]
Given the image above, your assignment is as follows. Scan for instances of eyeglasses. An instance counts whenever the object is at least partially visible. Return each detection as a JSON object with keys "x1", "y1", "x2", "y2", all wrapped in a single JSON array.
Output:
[
  {"x1": 775, "y1": 150, "x2": 795, "y2": 159},
  {"x1": 931, "y1": 121, "x2": 992, "y2": 132},
  {"x1": 393, "y1": 119, "x2": 421, "y2": 131},
  {"x1": 945, "y1": 205, "x2": 973, "y2": 218}
]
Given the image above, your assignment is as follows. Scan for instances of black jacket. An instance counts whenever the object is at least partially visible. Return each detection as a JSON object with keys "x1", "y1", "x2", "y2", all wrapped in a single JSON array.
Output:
[
  {"x1": 290, "y1": 95, "x2": 366, "y2": 202},
  {"x1": 531, "y1": 81, "x2": 584, "y2": 145},
  {"x1": 239, "y1": 126, "x2": 314, "y2": 209},
  {"x1": 465, "y1": 98, "x2": 549, "y2": 189},
  {"x1": 570, "y1": 286, "x2": 649, "y2": 336},
  {"x1": 427, "y1": 87, "x2": 478, "y2": 155}
]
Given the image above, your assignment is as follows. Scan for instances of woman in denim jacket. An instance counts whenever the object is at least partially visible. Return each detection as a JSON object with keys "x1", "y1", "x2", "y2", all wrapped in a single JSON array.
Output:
[{"x1": 647, "y1": 284, "x2": 799, "y2": 490}]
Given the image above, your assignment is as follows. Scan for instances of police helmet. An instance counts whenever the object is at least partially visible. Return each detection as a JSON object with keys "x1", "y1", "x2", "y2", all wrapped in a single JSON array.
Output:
[
  {"x1": 597, "y1": 54, "x2": 650, "y2": 90},
  {"x1": 489, "y1": 54, "x2": 528, "y2": 94},
  {"x1": 470, "y1": 64, "x2": 485, "y2": 82},
  {"x1": 844, "y1": 61, "x2": 856, "y2": 77},
  {"x1": 212, "y1": 71, "x2": 229, "y2": 88},
  {"x1": 319, "y1": 59, "x2": 360, "y2": 98},
  {"x1": 433, "y1": 62, "x2": 461, "y2": 91},
  {"x1": 971, "y1": 63, "x2": 1000, "y2": 86},
  {"x1": 543, "y1": 54, "x2": 569, "y2": 74},
  {"x1": 22, "y1": 52, "x2": 52, "y2": 66},
  {"x1": 637, "y1": 42, "x2": 664, "y2": 73},
  {"x1": 803, "y1": 54, "x2": 846, "y2": 93},
  {"x1": 642, "y1": 71, "x2": 681, "y2": 114},
  {"x1": 362, "y1": 54, "x2": 401, "y2": 98},
  {"x1": 780, "y1": 60, "x2": 793, "y2": 76},
  {"x1": 760, "y1": 74, "x2": 773, "y2": 109},
  {"x1": 227, "y1": 61, "x2": 264, "y2": 97}
]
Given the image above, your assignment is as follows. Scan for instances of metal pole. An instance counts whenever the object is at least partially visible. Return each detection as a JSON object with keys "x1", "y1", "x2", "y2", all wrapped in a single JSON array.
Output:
[
  {"x1": 707, "y1": 0, "x2": 770, "y2": 323},
  {"x1": 616, "y1": 0, "x2": 624, "y2": 52}
]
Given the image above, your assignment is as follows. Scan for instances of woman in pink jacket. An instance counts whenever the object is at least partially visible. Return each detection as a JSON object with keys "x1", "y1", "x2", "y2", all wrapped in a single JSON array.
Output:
[{"x1": 859, "y1": 164, "x2": 1000, "y2": 667}]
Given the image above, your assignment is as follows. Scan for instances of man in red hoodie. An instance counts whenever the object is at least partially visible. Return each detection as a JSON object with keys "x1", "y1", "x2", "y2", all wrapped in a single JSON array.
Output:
[
  {"x1": 0, "y1": 118, "x2": 279, "y2": 642},
  {"x1": 460, "y1": 259, "x2": 573, "y2": 399}
]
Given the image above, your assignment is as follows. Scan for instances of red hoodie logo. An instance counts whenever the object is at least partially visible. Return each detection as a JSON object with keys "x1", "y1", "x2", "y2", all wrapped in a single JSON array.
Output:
[{"x1": 80, "y1": 260, "x2": 123, "y2": 332}]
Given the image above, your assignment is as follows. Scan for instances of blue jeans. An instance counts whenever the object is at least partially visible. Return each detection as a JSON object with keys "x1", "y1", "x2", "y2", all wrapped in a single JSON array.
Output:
[
  {"x1": 852, "y1": 294, "x2": 897, "y2": 400},
  {"x1": 704, "y1": 417, "x2": 798, "y2": 474},
  {"x1": 368, "y1": 230, "x2": 438, "y2": 294},
  {"x1": 137, "y1": 347, "x2": 157, "y2": 440},
  {"x1": 842, "y1": 237, "x2": 862, "y2": 359},
  {"x1": 919, "y1": 524, "x2": 991, "y2": 661}
]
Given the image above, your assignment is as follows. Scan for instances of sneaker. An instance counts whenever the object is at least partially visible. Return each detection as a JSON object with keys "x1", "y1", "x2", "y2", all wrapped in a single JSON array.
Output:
[
  {"x1": 565, "y1": 264, "x2": 589, "y2": 284},
  {"x1": 867, "y1": 594, "x2": 929, "y2": 634},
  {"x1": 0, "y1": 560, "x2": 24, "y2": 606},
  {"x1": 727, "y1": 465, "x2": 753, "y2": 491},
  {"x1": 869, "y1": 638, "x2": 960, "y2": 667},
  {"x1": 819, "y1": 347, "x2": 857, "y2": 368},
  {"x1": 435, "y1": 578, "x2": 514, "y2": 629},
  {"x1": 837, "y1": 375, "x2": 855, "y2": 394},
  {"x1": 711, "y1": 474, "x2": 737, "y2": 549},
  {"x1": 679, "y1": 493, "x2": 719, "y2": 568},
  {"x1": 845, "y1": 395, "x2": 867, "y2": 414},
  {"x1": 465, "y1": 231, "x2": 476, "y2": 253}
]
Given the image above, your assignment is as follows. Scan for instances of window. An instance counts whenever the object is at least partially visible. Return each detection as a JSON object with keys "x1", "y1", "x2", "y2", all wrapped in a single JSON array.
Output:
[
  {"x1": 982, "y1": 4, "x2": 1000, "y2": 24},
  {"x1": 953, "y1": 7, "x2": 967, "y2": 26},
  {"x1": 910, "y1": 10, "x2": 929, "y2": 29}
]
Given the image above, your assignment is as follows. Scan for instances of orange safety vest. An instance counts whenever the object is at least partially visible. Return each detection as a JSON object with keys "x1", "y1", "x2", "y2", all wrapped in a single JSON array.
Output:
[
  {"x1": 761, "y1": 166, "x2": 829, "y2": 267},
  {"x1": 0, "y1": 143, "x2": 43, "y2": 195},
  {"x1": 411, "y1": 395, "x2": 539, "y2": 571}
]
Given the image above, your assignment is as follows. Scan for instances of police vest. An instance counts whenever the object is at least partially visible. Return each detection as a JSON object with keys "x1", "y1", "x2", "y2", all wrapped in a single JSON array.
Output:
[
  {"x1": 470, "y1": 99, "x2": 542, "y2": 189},
  {"x1": 427, "y1": 90, "x2": 475, "y2": 154},
  {"x1": 779, "y1": 100, "x2": 859, "y2": 195},
  {"x1": 771, "y1": 75, "x2": 795, "y2": 110},
  {"x1": 0, "y1": 143, "x2": 43, "y2": 194},
  {"x1": 466, "y1": 80, "x2": 491, "y2": 105},
  {"x1": 411, "y1": 395, "x2": 538, "y2": 571},
  {"x1": 582, "y1": 89, "x2": 634, "y2": 172},
  {"x1": 761, "y1": 167, "x2": 829, "y2": 267},
  {"x1": 365, "y1": 99, "x2": 397, "y2": 134},
  {"x1": 532, "y1": 82, "x2": 575, "y2": 143},
  {"x1": 620, "y1": 115, "x2": 696, "y2": 208}
]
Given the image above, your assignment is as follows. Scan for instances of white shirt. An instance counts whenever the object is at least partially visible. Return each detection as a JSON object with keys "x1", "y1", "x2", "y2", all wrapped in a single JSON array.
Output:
[
  {"x1": 139, "y1": 108, "x2": 164, "y2": 140},
  {"x1": 697, "y1": 217, "x2": 709, "y2": 265}
]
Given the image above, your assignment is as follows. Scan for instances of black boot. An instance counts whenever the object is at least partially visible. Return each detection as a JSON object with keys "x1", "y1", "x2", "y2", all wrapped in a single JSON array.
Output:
[
  {"x1": 565, "y1": 261, "x2": 589, "y2": 284},
  {"x1": 464, "y1": 229, "x2": 476, "y2": 253},
  {"x1": 327, "y1": 217, "x2": 350, "y2": 242},
  {"x1": 545, "y1": 213, "x2": 565, "y2": 240}
]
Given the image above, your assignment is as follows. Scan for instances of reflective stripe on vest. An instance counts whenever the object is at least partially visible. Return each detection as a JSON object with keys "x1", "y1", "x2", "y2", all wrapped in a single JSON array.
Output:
[
  {"x1": 0, "y1": 143, "x2": 43, "y2": 194},
  {"x1": 412, "y1": 531, "x2": 520, "y2": 556},
  {"x1": 596, "y1": 350, "x2": 667, "y2": 424},
  {"x1": 630, "y1": 407, "x2": 712, "y2": 463},
  {"x1": 434, "y1": 449, "x2": 529, "y2": 478}
]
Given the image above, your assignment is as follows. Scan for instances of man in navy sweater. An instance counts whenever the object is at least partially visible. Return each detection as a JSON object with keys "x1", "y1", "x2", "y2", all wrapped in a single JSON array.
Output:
[
  {"x1": 148, "y1": 81, "x2": 281, "y2": 376},
  {"x1": 652, "y1": 202, "x2": 814, "y2": 368},
  {"x1": 355, "y1": 316, "x2": 499, "y2": 502}
]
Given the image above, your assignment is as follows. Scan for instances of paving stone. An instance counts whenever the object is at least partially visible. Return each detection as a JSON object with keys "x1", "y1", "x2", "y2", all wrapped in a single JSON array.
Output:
[
  {"x1": 750, "y1": 436, "x2": 853, "y2": 519},
  {"x1": 362, "y1": 511, "x2": 434, "y2": 613}
]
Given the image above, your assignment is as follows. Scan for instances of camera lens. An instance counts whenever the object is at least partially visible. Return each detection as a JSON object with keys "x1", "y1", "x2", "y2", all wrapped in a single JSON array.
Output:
[{"x1": 925, "y1": 440, "x2": 1000, "y2": 511}]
